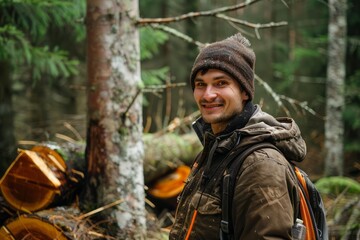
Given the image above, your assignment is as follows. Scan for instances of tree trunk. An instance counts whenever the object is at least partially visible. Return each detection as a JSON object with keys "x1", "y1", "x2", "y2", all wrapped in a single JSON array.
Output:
[
  {"x1": 85, "y1": 0, "x2": 145, "y2": 238},
  {"x1": 325, "y1": 0, "x2": 347, "y2": 176}
]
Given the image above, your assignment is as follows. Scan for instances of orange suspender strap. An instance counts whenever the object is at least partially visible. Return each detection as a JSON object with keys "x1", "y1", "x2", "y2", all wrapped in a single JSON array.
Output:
[
  {"x1": 185, "y1": 210, "x2": 198, "y2": 240},
  {"x1": 295, "y1": 167, "x2": 316, "y2": 240},
  {"x1": 295, "y1": 167, "x2": 310, "y2": 199}
]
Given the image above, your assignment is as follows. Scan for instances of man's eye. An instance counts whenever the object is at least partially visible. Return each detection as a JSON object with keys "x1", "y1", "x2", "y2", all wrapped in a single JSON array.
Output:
[
  {"x1": 216, "y1": 81, "x2": 228, "y2": 86},
  {"x1": 195, "y1": 82, "x2": 205, "y2": 87}
]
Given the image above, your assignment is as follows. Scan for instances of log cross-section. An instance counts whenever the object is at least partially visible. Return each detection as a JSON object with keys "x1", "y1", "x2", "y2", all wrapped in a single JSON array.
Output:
[
  {"x1": 0, "y1": 215, "x2": 69, "y2": 240},
  {"x1": 0, "y1": 146, "x2": 71, "y2": 212}
]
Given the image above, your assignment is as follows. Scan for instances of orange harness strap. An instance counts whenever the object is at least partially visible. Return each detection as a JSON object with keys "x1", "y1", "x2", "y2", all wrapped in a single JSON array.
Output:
[
  {"x1": 295, "y1": 167, "x2": 316, "y2": 240},
  {"x1": 295, "y1": 167, "x2": 310, "y2": 199},
  {"x1": 185, "y1": 210, "x2": 198, "y2": 240}
]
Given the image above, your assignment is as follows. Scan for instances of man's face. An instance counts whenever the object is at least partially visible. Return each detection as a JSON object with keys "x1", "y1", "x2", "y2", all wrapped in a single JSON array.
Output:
[{"x1": 193, "y1": 69, "x2": 249, "y2": 134}]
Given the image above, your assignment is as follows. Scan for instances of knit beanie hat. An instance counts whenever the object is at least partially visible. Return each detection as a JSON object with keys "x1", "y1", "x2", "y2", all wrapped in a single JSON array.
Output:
[{"x1": 190, "y1": 33, "x2": 256, "y2": 100}]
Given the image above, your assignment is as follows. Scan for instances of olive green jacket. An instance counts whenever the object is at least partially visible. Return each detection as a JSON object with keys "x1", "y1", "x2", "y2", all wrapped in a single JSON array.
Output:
[{"x1": 169, "y1": 105, "x2": 306, "y2": 240}]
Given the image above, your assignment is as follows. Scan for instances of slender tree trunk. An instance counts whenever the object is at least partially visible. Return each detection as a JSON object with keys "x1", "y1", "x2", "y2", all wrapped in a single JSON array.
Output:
[
  {"x1": 85, "y1": 0, "x2": 145, "y2": 238},
  {"x1": 325, "y1": 0, "x2": 347, "y2": 176}
]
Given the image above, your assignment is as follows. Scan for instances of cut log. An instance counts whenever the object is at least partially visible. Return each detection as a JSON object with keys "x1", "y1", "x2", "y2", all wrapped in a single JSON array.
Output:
[
  {"x1": 0, "y1": 133, "x2": 200, "y2": 213},
  {"x1": 0, "y1": 207, "x2": 100, "y2": 240},
  {"x1": 17, "y1": 133, "x2": 200, "y2": 185},
  {"x1": 148, "y1": 165, "x2": 190, "y2": 200},
  {"x1": 0, "y1": 215, "x2": 69, "y2": 240},
  {"x1": 147, "y1": 165, "x2": 190, "y2": 209},
  {"x1": 143, "y1": 133, "x2": 201, "y2": 184},
  {"x1": 0, "y1": 146, "x2": 83, "y2": 213},
  {"x1": 28, "y1": 133, "x2": 201, "y2": 185}
]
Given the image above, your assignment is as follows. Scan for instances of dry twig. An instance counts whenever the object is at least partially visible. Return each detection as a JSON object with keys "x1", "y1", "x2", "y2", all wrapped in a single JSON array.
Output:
[{"x1": 77, "y1": 199, "x2": 125, "y2": 220}]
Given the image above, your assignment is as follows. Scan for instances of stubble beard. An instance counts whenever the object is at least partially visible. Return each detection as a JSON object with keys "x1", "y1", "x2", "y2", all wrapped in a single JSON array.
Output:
[
  {"x1": 201, "y1": 106, "x2": 243, "y2": 128},
  {"x1": 202, "y1": 110, "x2": 238, "y2": 126}
]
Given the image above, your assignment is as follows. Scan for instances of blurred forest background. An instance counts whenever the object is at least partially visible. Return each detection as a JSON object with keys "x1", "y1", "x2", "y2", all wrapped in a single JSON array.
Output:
[
  {"x1": 1, "y1": 0, "x2": 359, "y2": 178},
  {"x1": 0, "y1": 0, "x2": 359, "y2": 238}
]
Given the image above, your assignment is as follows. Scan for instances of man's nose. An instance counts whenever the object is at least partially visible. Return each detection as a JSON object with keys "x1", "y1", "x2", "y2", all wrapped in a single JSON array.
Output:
[{"x1": 202, "y1": 86, "x2": 217, "y2": 101}]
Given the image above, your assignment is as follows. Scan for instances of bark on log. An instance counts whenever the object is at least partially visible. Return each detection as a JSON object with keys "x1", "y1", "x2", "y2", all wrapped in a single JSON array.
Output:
[
  {"x1": 53, "y1": 133, "x2": 201, "y2": 185},
  {"x1": 143, "y1": 133, "x2": 201, "y2": 184},
  {"x1": 39, "y1": 133, "x2": 201, "y2": 185}
]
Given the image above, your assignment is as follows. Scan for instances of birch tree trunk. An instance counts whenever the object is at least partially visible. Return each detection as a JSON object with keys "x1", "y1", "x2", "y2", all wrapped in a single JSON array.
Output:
[
  {"x1": 85, "y1": 0, "x2": 145, "y2": 238},
  {"x1": 325, "y1": 0, "x2": 347, "y2": 176}
]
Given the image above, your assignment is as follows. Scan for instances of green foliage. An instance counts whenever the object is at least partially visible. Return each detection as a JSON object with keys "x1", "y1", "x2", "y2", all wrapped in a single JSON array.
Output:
[
  {"x1": 273, "y1": 0, "x2": 360, "y2": 157},
  {"x1": 30, "y1": 46, "x2": 79, "y2": 80},
  {"x1": 140, "y1": 26, "x2": 170, "y2": 86},
  {"x1": 273, "y1": 36, "x2": 327, "y2": 91},
  {"x1": 0, "y1": 0, "x2": 85, "y2": 81},
  {"x1": 343, "y1": 1, "x2": 360, "y2": 153},
  {"x1": 271, "y1": 0, "x2": 329, "y2": 99},
  {"x1": 344, "y1": 70, "x2": 360, "y2": 151},
  {"x1": 0, "y1": 25, "x2": 79, "y2": 80},
  {"x1": 344, "y1": 70, "x2": 360, "y2": 129},
  {"x1": 141, "y1": 67, "x2": 169, "y2": 86},
  {"x1": 0, "y1": 25, "x2": 27, "y2": 60},
  {"x1": 0, "y1": 0, "x2": 85, "y2": 40},
  {"x1": 140, "y1": 26, "x2": 169, "y2": 61},
  {"x1": 315, "y1": 176, "x2": 360, "y2": 195}
]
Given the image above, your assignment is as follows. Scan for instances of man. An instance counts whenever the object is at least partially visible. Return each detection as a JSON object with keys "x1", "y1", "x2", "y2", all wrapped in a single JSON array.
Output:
[{"x1": 169, "y1": 33, "x2": 306, "y2": 239}]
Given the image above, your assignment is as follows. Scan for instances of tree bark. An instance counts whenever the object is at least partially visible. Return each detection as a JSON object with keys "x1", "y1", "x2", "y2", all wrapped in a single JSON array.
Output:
[
  {"x1": 143, "y1": 133, "x2": 201, "y2": 184},
  {"x1": 85, "y1": 0, "x2": 145, "y2": 238},
  {"x1": 325, "y1": 0, "x2": 347, "y2": 176}
]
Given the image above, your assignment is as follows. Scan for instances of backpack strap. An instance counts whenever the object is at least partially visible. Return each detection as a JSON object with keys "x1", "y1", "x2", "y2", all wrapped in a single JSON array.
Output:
[
  {"x1": 220, "y1": 142, "x2": 278, "y2": 240},
  {"x1": 295, "y1": 167, "x2": 327, "y2": 240}
]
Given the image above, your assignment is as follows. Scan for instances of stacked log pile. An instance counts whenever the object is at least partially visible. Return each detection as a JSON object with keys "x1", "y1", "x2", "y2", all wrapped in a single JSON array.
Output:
[
  {"x1": 0, "y1": 133, "x2": 201, "y2": 239},
  {"x1": 0, "y1": 146, "x2": 96, "y2": 240}
]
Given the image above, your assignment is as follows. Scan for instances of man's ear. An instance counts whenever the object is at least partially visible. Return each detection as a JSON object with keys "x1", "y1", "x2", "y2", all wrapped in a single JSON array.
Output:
[{"x1": 241, "y1": 90, "x2": 249, "y2": 101}]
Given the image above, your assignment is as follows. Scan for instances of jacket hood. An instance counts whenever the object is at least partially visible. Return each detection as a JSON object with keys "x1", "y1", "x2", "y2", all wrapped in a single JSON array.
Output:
[
  {"x1": 239, "y1": 106, "x2": 307, "y2": 162},
  {"x1": 192, "y1": 105, "x2": 307, "y2": 162}
]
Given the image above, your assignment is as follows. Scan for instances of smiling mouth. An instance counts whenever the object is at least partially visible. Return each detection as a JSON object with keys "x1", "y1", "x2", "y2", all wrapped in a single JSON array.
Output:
[{"x1": 201, "y1": 103, "x2": 224, "y2": 109}]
